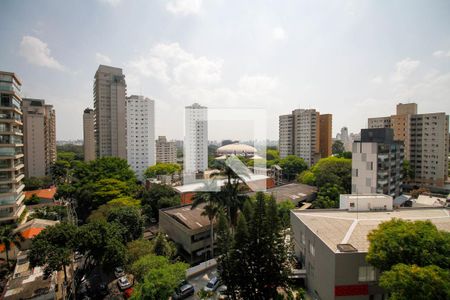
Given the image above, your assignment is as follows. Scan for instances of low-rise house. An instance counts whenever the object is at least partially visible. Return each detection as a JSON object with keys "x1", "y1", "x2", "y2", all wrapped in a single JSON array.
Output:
[
  {"x1": 0, "y1": 219, "x2": 58, "y2": 262},
  {"x1": 24, "y1": 186, "x2": 57, "y2": 209},
  {"x1": 3, "y1": 251, "x2": 57, "y2": 300},
  {"x1": 291, "y1": 207, "x2": 450, "y2": 300},
  {"x1": 247, "y1": 182, "x2": 317, "y2": 206},
  {"x1": 159, "y1": 204, "x2": 212, "y2": 264}
]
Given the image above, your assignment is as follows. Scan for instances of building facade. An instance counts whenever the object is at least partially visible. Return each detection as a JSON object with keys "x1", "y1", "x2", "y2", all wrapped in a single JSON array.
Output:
[
  {"x1": 156, "y1": 136, "x2": 177, "y2": 164},
  {"x1": 0, "y1": 71, "x2": 25, "y2": 224},
  {"x1": 83, "y1": 108, "x2": 96, "y2": 162},
  {"x1": 22, "y1": 98, "x2": 56, "y2": 178},
  {"x1": 184, "y1": 103, "x2": 208, "y2": 179},
  {"x1": 291, "y1": 207, "x2": 450, "y2": 300},
  {"x1": 279, "y1": 108, "x2": 332, "y2": 166},
  {"x1": 352, "y1": 128, "x2": 404, "y2": 197},
  {"x1": 94, "y1": 65, "x2": 127, "y2": 159},
  {"x1": 126, "y1": 95, "x2": 155, "y2": 179},
  {"x1": 368, "y1": 103, "x2": 449, "y2": 187}
]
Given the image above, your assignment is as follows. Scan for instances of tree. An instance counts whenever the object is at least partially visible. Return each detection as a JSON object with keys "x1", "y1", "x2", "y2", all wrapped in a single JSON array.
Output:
[
  {"x1": 23, "y1": 176, "x2": 53, "y2": 191},
  {"x1": 278, "y1": 155, "x2": 308, "y2": 181},
  {"x1": 107, "y1": 206, "x2": 144, "y2": 242},
  {"x1": 402, "y1": 160, "x2": 414, "y2": 181},
  {"x1": 310, "y1": 156, "x2": 352, "y2": 193},
  {"x1": 217, "y1": 192, "x2": 291, "y2": 298},
  {"x1": 277, "y1": 200, "x2": 295, "y2": 229},
  {"x1": 30, "y1": 206, "x2": 68, "y2": 221},
  {"x1": 127, "y1": 239, "x2": 154, "y2": 265},
  {"x1": 130, "y1": 254, "x2": 188, "y2": 300},
  {"x1": 24, "y1": 193, "x2": 41, "y2": 205},
  {"x1": 152, "y1": 233, "x2": 177, "y2": 259},
  {"x1": 0, "y1": 225, "x2": 24, "y2": 268},
  {"x1": 367, "y1": 219, "x2": 450, "y2": 271},
  {"x1": 29, "y1": 223, "x2": 78, "y2": 282},
  {"x1": 379, "y1": 264, "x2": 450, "y2": 300},
  {"x1": 313, "y1": 183, "x2": 345, "y2": 208},
  {"x1": 144, "y1": 163, "x2": 181, "y2": 178},
  {"x1": 191, "y1": 183, "x2": 223, "y2": 258},
  {"x1": 332, "y1": 140, "x2": 345, "y2": 154},
  {"x1": 50, "y1": 160, "x2": 71, "y2": 184},
  {"x1": 91, "y1": 178, "x2": 136, "y2": 208},
  {"x1": 297, "y1": 170, "x2": 316, "y2": 185},
  {"x1": 266, "y1": 149, "x2": 280, "y2": 161},
  {"x1": 410, "y1": 187, "x2": 429, "y2": 199},
  {"x1": 77, "y1": 221, "x2": 127, "y2": 270}
]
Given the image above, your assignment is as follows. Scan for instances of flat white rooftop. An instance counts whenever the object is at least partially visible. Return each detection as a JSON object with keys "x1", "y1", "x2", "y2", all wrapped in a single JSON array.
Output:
[{"x1": 293, "y1": 208, "x2": 450, "y2": 253}]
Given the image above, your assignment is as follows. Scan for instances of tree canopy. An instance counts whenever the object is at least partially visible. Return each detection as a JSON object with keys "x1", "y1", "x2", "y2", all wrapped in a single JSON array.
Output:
[
  {"x1": 379, "y1": 264, "x2": 450, "y2": 300},
  {"x1": 278, "y1": 155, "x2": 308, "y2": 181},
  {"x1": 332, "y1": 140, "x2": 345, "y2": 154},
  {"x1": 367, "y1": 219, "x2": 450, "y2": 271},
  {"x1": 144, "y1": 163, "x2": 181, "y2": 178}
]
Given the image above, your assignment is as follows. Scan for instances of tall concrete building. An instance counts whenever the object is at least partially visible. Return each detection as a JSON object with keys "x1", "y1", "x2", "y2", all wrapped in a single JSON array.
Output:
[
  {"x1": 368, "y1": 103, "x2": 449, "y2": 187},
  {"x1": 156, "y1": 136, "x2": 177, "y2": 164},
  {"x1": 279, "y1": 109, "x2": 332, "y2": 166},
  {"x1": 22, "y1": 99, "x2": 56, "y2": 178},
  {"x1": 126, "y1": 95, "x2": 155, "y2": 180},
  {"x1": 83, "y1": 108, "x2": 96, "y2": 162},
  {"x1": 94, "y1": 65, "x2": 127, "y2": 159},
  {"x1": 319, "y1": 114, "x2": 332, "y2": 159},
  {"x1": 184, "y1": 103, "x2": 208, "y2": 178},
  {"x1": 352, "y1": 128, "x2": 404, "y2": 197},
  {"x1": 0, "y1": 71, "x2": 25, "y2": 224}
]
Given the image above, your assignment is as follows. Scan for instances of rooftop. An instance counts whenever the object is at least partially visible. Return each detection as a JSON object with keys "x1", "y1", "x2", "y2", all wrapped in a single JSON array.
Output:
[
  {"x1": 24, "y1": 187, "x2": 57, "y2": 200},
  {"x1": 217, "y1": 143, "x2": 257, "y2": 154},
  {"x1": 247, "y1": 183, "x2": 317, "y2": 203},
  {"x1": 163, "y1": 204, "x2": 210, "y2": 230},
  {"x1": 292, "y1": 208, "x2": 450, "y2": 253}
]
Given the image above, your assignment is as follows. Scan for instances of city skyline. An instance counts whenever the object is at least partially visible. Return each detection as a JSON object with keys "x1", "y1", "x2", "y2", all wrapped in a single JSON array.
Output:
[{"x1": 1, "y1": 0, "x2": 450, "y2": 141}]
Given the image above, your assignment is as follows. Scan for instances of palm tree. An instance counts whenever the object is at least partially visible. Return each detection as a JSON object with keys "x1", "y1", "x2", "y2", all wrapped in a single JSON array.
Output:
[
  {"x1": 191, "y1": 180, "x2": 223, "y2": 259},
  {"x1": 0, "y1": 225, "x2": 24, "y2": 268}
]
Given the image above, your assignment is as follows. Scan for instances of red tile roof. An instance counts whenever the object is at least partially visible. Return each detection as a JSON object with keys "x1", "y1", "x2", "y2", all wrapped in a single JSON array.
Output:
[{"x1": 24, "y1": 187, "x2": 57, "y2": 200}]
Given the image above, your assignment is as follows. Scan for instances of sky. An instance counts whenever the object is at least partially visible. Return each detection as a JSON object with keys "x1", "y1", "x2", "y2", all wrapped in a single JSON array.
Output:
[{"x1": 1, "y1": 0, "x2": 449, "y2": 141}]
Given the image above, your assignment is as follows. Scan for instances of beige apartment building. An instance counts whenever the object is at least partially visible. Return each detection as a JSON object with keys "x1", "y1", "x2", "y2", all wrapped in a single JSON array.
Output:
[
  {"x1": 22, "y1": 98, "x2": 56, "y2": 178},
  {"x1": 368, "y1": 103, "x2": 449, "y2": 187},
  {"x1": 94, "y1": 65, "x2": 127, "y2": 159},
  {"x1": 83, "y1": 108, "x2": 96, "y2": 162},
  {"x1": 279, "y1": 109, "x2": 332, "y2": 166},
  {"x1": 156, "y1": 136, "x2": 177, "y2": 163},
  {"x1": 0, "y1": 71, "x2": 26, "y2": 224}
]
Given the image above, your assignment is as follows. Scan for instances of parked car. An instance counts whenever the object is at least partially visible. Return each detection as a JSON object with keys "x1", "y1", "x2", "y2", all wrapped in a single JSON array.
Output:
[
  {"x1": 204, "y1": 276, "x2": 220, "y2": 292},
  {"x1": 217, "y1": 285, "x2": 228, "y2": 299},
  {"x1": 114, "y1": 266, "x2": 126, "y2": 278},
  {"x1": 117, "y1": 276, "x2": 132, "y2": 290},
  {"x1": 172, "y1": 283, "x2": 195, "y2": 299}
]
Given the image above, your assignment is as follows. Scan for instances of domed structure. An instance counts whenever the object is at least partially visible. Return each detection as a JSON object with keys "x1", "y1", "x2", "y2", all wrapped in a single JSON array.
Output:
[{"x1": 216, "y1": 143, "x2": 257, "y2": 156}]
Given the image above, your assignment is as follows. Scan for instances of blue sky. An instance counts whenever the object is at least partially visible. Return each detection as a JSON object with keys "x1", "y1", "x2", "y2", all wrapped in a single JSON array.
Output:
[{"x1": 1, "y1": 0, "x2": 449, "y2": 140}]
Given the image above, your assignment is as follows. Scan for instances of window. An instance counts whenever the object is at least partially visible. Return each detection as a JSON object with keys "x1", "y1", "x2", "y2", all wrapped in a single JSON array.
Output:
[
  {"x1": 309, "y1": 242, "x2": 315, "y2": 256},
  {"x1": 358, "y1": 266, "x2": 376, "y2": 282}
]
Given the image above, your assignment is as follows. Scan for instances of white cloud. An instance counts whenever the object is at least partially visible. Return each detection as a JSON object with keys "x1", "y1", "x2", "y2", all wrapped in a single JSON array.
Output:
[
  {"x1": 128, "y1": 42, "x2": 222, "y2": 85},
  {"x1": 272, "y1": 27, "x2": 287, "y2": 40},
  {"x1": 95, "y1": 52, "x2": 111, "y2": 65},
  {"x1": 238, "y1": 75, "x2": 278, "y2": 95},
  {"x1": 166, "y1": 0, "x2": 202, "y2": 15},
  {"x1": 370, "y1": 76, "x2": 383, "y2": 84},
  {"x1": 19, "y1": 36, "x2": 65, "y2": 71},
  {"x1": 98, "y1": 0, "x2": 122, "y2": 7},
  {"x1": 390, "y1": 58, "x2": 420, "y2": 82},
  {"x1": 432, "y1": 50, "x2": 450, "y2": 58}
]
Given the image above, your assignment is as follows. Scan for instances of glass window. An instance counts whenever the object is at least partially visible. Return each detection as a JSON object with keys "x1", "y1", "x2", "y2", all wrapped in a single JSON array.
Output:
[{"x1": 359, "y1": 266, "x2": 376, "y2": 281}]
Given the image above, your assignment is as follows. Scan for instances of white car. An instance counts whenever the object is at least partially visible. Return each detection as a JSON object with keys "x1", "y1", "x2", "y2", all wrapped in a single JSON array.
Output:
[
  {"x1": 117, "y1": 276, "x2": 132, "y2": 290},
  {"x1": 203, "y1": 276, "x2": 220, "y2": 292}
]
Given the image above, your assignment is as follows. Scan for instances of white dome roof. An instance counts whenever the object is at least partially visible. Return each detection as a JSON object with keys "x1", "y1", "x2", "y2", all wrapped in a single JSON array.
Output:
[{"x1": 217, "y1": 143, "x2": 257, "y2": 155}]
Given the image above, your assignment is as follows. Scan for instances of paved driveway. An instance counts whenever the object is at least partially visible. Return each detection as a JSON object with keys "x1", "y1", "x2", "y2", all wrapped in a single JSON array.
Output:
[{"x1": 185, "y1": 268, "x2": 220, "y2": 300}]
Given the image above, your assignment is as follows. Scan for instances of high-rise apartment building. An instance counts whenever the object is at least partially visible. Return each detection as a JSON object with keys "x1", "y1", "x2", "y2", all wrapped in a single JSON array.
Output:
[
  {"x1": 156, "y1": 136, "x2": 177, "y2": 164},
  {"x1": 184, "y1": 103, "x2": 208, "y2": 178},
  {"x1": 83, "y1": 108, "x2": 96, "y2": 162},
  {"x1": 352, "y1": 128, "x2": 404, "y2": 197},
  {"x1": 368, "y1": 103, "x2": 449, "y2": 187},
  {"x1": 279, "y1": 109, "x2": 332, "y2": 166},
  {"x1": 94, "y1": 65, "x2": 127, "y2": 159},
  {"x1": 126, "y1": 95, "x2": 155, "y2": 180},
  {"x1": 319, "y1": 114, "x2": 332, "y2": 158},
  {"x1": 22, "y1": 98, "x2": 56, "y2": 178},
  {"x1": 0, "y1": 71, "x2": 25, "y2": 224}
]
